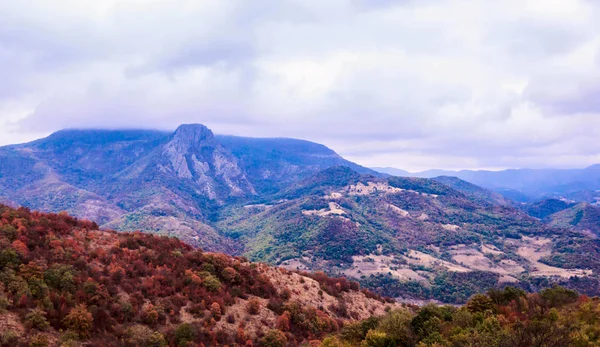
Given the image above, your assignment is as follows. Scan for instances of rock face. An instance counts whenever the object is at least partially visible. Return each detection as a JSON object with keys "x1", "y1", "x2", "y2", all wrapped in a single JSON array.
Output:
[{"x1": 161, "y1": 124, "x2": 255, "y2": 199}]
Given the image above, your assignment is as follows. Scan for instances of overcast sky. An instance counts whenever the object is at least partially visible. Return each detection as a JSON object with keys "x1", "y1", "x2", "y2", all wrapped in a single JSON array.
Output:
[{"x1": 1, "y1": 0, "x2": 600, "y2": 171}]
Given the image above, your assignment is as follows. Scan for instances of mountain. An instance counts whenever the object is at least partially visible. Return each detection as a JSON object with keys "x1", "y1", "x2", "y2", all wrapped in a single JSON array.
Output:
[
  {"x1": 372, "y1": 166, "x2": 600, "y2": 203},
  {"x1": 0, "y1": 125, "x2": 377, "y2": 251},
  {"x1": 218, "y1": 167, "x2": 600, "y2": 303},
  {"x1": 430, "y1": 176, "x2": 511, "y2": 207},
  {"x1": 0, "y1": 204, "x2": 396, "y2": 346}
]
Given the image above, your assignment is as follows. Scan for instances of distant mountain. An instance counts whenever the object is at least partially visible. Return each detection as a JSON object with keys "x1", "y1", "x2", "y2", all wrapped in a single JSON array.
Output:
[
  {"x1": 0, "y1": 124, "x2": 377, "y2": 250},
  {"x1": 372, "y1": 166, "x2": 600, "y2": 203},
  {"x1": 370, "y1": 167, "x2": 411, "y2": 177},
  {"x1": 430, "y1": 176, "x2": 511, "y2": 207}
]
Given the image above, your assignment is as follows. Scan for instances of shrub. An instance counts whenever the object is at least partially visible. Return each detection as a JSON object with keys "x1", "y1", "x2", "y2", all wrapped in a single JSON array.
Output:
[
  {"x1": 0, "y1": 329, "x2": 19, "y2": 346},
  {"x1": 361, "y1": 330, "x2": 394, "y2": 347},
  {"x1": 210, "y1": 302, "x2": 222, "y2": 320},
  {"x1": 28, "y1": 333, "x2": 49, "y2": 347},
  {"x1": 377, "y1": 308, "x2": 414, "y2": 343},
  {"x1": 203, "y1": 275, "x2": 222, "y2": 292},
  {"x1": 26, "y1": 308, "x2": 50, "y2": 331},
  {"x1": 173, "y1": 323, "x2": 196, "y2": 346},
  {"x1": 259, "y1": 329, "x2": 287, "y2": 347},
  {"x1": 247, "y1": 298, "x2": 261, "y2": 315}
]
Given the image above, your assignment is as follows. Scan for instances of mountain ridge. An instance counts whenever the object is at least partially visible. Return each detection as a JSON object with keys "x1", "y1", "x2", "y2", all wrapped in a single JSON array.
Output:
[{"x1": 372, "y1": 165, "x2": 600, "y2": 203}]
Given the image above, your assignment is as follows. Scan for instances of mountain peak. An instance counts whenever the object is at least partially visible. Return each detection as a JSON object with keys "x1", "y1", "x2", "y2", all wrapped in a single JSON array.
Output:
[{"x1": 173, "y1": 123, "x2": 215, "y2": 144}]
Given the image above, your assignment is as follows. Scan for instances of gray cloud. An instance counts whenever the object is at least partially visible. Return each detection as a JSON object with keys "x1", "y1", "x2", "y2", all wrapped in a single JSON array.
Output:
[{"x1": 1, "y1": 0, "x2": 600, "y2": 171}]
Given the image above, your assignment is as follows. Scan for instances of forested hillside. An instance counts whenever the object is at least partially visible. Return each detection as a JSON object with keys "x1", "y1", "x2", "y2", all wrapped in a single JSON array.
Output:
[
  {"x1": 322, "y1": 286, "x2": 600, "y2": 346},
  {"x1": 221, "y1": 167, "x2": 600, "y2": 304},
  {"x1": 0, "y1": 205, "x2": 395, "y2": 346}
]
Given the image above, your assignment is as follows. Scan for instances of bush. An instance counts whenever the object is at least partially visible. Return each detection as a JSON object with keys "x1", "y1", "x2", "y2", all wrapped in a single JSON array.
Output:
[
  {"x1": 203, "y1": 274, "x2": 222, "y2": 292},
  {"x1": 28, "y1": 333, "x2": 49, "y2": 347},
  {"x1": 173, "y1": 323, "x2": 196, "y2": 346},
  {"x1": 540, "y1": 286, "x2": 578, "y2": 308},
  {"x1": 0, "y1": 329, "x2": 19, "y2": 346},
  {"x1": 26, "y1": 308, "x2": 50, "y2": 331},
  {"x1": 259, "y1": 329, "x2": 287, "y2": 347},
  {"x1": 361, "y1": 330, "x2": 394, "y2": 347},
  {"x1": 247, "y1": 298, "x2": 261, "y2": 315},
  {"x1": 377, "y1": 308, "x2": 414, "y2": 343}
]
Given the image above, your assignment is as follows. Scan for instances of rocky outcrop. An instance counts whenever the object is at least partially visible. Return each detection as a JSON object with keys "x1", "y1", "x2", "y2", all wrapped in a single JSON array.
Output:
[{"x1": 161, "y1": 124, "x2": 256, "y2": 200}]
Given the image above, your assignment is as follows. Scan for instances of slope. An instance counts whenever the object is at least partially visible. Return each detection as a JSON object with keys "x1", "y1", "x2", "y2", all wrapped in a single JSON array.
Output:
[
  {"x1": 219, "y1": 167, "x2": 600, "y2": 303},
  {"x1": 0, "y1": 204, "x2": 396, "y2": 346}
]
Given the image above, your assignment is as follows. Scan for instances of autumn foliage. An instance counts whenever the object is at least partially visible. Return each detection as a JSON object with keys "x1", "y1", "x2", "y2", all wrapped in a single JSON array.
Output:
[{"x1": 0, "y1": 205, "x2": 384, "y2": 346}]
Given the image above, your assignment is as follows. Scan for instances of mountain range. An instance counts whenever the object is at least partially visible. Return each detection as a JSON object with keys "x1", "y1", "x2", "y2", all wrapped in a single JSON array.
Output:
[
  {"x1": 372, "y1": 166, "x2": 600, "y2": 204},
  {"x1": 0, "y1": 124, "x2": 375, "y2": 252},
  {"x1": 1, "y1": 124, "x2": 600, "y2": 304}
]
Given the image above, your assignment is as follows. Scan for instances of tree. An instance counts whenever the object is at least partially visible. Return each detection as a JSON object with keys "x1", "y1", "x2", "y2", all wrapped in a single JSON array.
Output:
[
  {"x1": 540, "y1": 286, "x2": 578, "y2": 308},
  {"x1": 466, "y1": 294, "x2": 495, "y2": 314},
  {"x1": 377, "y1": 308, "x2": 414, "y2": 344},
  {"x1": 173, "y1": 323, "x2": 196, "y2": 346},
  {"x1": 276, "y1": 311, "x2": 291, "y2": 332},
  {"x1": 259, "y1": 329, "x2": 287, "y2": 347},
  {"x1": 361, "y1": 330, "x2": 395, "y2": 347},
  {"x1": 26, "y1": 308, "x2": 50, "y2": 331},
  {"x1": 63, "y1": 304, "x2": 93, "y2": 338}
]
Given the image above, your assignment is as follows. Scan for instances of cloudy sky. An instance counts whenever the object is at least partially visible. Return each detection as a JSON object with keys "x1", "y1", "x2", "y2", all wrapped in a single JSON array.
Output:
[{"x1": 1, "y1": 0, "x2": 600, "y2": 171}]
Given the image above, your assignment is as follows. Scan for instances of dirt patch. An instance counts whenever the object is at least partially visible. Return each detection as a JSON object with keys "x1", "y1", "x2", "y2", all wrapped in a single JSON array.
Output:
[
  {"x1": 387, "y1": 204, "x2": 410, "y2": 218},
  {"x1": 404, "y1": 250, "x2": 470, "y2": 273},
  {"x1": 441, "y1": 224, "x2": 459, "y2": 231},
  {"x1": 343, "y1": 255, "x2": 427, "y2": 282},
  {"x1": 450, "y1": 247, "x2": 513, "y2": 275},
  {"x1": 302, "y1": 202, "x2": 345, "y2": 217},
  {"x1": 516, "y1": 236, "x2": 592, "y2": 278},
  {"x1": 481, "y1": 244, "x2": 504, "y2": 255}
]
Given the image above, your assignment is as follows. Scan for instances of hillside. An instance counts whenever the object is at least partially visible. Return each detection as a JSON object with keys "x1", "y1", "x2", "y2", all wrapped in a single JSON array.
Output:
[
  {"x1": 0, "y1": 125, "x2": 376, "y2": 251},
  {"x1": 0, "y1": 205, "x2": 396, "y2": 346},
  {"x1": 321, "y1": 285, "x2": 600, "y2": 346},
  {"x1": 219, "y1": 167, "x2": 600, "y2": 303},
  {"x1": 547, "y1": 202, "x2": 600, "y2": 236}
]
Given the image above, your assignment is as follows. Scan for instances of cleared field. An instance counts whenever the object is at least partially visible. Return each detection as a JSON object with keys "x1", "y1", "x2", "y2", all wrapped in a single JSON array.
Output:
[{"x1": 344, "y1": 255, "x2": 427, "y2": 282}]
